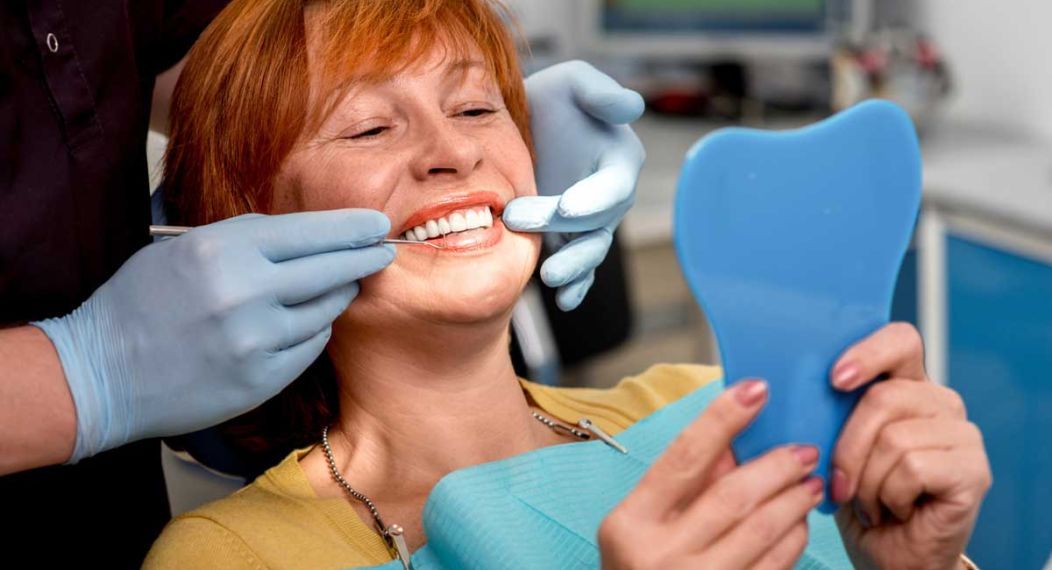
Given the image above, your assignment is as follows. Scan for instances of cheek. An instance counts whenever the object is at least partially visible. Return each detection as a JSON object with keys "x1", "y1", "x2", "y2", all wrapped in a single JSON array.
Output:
[
  {"x1": 491, "y1": 131, "x2": 537, "y2": 200},
  {"x1": 272, "y1": 151, "x2": 401, "y2": 213}
]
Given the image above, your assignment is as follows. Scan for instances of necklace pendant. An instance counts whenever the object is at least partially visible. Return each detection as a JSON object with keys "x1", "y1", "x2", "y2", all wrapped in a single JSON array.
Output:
[
  {"x1": 578, "y1": 418, "x2": 629, "y2": 454},
  {"x1": 386, "y1": 524, "x2": 414, "y2": 570}
]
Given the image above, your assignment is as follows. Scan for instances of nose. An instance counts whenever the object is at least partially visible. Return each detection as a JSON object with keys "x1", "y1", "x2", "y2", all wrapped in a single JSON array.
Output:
[{"x1": 409, "y1": 116, "x2": 483, "y2": 181}]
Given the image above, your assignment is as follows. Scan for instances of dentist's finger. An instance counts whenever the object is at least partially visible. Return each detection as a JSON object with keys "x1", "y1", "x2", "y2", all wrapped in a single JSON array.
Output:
[
  {"x1": 264, "y1": 326, "x2": 334, "y2": 394},
  {"x1": 503, "y1": 194, "x2": 629, "y2": 234},
  {"x1": 207, "y1": 212, "x2": 266, "y2": 227},
  {"x1": 502, "y1": 195, "x2": 562, "y2": 232},
  {"x1": 269, "y1": 284, "x2": 360, "y2": 350},
  {"x1": 555, "y1": 270, "x2": 595, "y2": 312},
  {"x1": 273, "y1": 244, "x2": 395, "y2": 305},
  {"x1": 566, "y1": 61, "x2": 646, "y2": 125},
  {"x1": 236, "y1": 209, "x2": 391, "y2": 262},
  {"x1": 556, "y1": 141, "x2": 643, "y2": 219},
  {"x1": 540, "y1": 229, "x2": 613, "y2": 288}
]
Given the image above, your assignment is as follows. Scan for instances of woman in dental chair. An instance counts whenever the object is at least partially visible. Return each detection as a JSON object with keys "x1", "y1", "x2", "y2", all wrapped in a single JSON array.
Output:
[{"x1": 145, "y1": 1, "x2": 990, "y2": 568}]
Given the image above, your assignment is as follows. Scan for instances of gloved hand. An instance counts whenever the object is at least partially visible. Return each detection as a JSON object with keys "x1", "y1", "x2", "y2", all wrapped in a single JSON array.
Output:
[
  {"x1": 33, "y1": 210, "x2": 394, "y2": 462},
  {"x1": 503, "y1": 61, "x2": 646, "y2": 311}
]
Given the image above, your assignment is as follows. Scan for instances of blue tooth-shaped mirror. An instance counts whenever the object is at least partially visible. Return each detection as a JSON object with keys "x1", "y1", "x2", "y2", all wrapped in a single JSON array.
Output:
[{"x1": 674, "y1": 100, "x2": 922, "y2": 513}]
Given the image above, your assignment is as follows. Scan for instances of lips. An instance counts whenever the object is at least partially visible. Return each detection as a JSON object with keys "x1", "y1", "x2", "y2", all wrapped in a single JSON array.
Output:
[{"x1": 396, "y1": 191, "x2": 505, "y2": 237}]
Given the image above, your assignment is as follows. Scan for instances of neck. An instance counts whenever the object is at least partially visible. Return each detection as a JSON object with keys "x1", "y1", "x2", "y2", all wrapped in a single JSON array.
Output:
[{"x1": 323, "y1": 312, "x2": 555, "y2": 500}]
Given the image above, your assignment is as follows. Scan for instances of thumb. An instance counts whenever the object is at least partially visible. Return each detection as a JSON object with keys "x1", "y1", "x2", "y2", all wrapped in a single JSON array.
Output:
[{"x1": 568, "y1": 63, "x2": 645, "y2": 125}]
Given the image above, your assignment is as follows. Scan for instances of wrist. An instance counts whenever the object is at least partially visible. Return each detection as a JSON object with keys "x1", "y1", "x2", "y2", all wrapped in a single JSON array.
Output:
[{"x1": 32, "y1": 297, "x2": 128, "y2": 462}]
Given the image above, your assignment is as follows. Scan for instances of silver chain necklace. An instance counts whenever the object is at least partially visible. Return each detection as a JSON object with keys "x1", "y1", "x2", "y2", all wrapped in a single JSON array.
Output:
[{"x1": 321, "y1": 412, "x2": 627, "y2": 569}]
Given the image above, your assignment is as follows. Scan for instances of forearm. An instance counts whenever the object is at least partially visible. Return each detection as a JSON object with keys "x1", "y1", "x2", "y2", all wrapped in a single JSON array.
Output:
[{"x1": 0, "y1": 326, "x2": 76, "y2": 475}]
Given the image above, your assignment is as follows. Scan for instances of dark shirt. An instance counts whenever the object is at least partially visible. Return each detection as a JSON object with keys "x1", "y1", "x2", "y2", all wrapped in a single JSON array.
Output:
[{"x1": 0, "y1": 1, "x2": 227, "y2": 566}]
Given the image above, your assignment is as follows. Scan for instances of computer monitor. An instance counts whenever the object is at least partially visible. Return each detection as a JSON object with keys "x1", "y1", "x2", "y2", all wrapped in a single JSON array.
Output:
[{"x1": 580, "y1": 0, "x2": 864, "y2": 61}]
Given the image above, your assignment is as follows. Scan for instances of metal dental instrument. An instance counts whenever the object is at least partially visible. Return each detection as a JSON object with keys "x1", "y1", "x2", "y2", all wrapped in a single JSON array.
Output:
[{"x1": 149, "y1": 225, "x2": 446, "y2": 249}]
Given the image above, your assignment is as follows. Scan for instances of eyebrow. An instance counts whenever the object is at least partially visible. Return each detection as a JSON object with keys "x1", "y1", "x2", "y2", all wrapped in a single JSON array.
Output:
[
  {"x1": 439, "y1": 58, "x2": 496, "y2": 93},
  {"x1": 445, "y1": 59, "x2": 487, "y2": 74}
]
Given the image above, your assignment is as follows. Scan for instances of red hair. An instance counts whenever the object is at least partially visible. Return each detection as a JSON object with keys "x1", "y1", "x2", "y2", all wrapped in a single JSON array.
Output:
[
  {"x1": 165, "y1": 0, "x2": 531, "y2": 226},
  {"x1": 163, "y1": 0, "x2": 530, "y2": 468}
]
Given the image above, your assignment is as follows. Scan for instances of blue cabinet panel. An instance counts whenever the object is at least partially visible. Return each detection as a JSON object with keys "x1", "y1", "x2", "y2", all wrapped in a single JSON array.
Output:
[
  {"x1": 947, "y1": 234, "x2": 1052, "y2": 570},
  {"x1": 891, "y1": 248, "x2": 918, "y2": 326}
]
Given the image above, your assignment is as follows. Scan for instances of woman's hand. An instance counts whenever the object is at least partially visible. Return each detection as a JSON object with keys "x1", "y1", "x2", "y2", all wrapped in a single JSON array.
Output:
[
  {"x1": 600, "y1": 380, "x2": 823, "y2": 570},
  {"x1": 829, "y1": 323, "x2": 992, "y2": 570}
]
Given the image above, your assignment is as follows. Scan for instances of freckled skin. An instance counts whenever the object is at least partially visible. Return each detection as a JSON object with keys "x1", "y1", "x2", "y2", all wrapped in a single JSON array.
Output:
[{"x1": 272, "y1": 46, "x2": 541, "y2": 329}]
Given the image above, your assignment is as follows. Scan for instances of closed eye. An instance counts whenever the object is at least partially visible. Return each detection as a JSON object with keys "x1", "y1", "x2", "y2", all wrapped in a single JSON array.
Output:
[
  {"x1": 459, "y1": 108, "x2": 496, "y2": 118},
  {"x1": 350, "y1": 126, "x2": 388, "y2": 139}
]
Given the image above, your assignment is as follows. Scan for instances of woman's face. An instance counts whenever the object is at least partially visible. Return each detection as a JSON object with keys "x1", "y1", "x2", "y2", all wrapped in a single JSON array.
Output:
[{"x1": 273, "y1": 45, "x2": 540, "y2": 329}]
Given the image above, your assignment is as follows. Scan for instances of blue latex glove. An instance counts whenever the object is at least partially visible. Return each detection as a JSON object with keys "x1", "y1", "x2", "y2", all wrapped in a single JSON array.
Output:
[
  {"x1": 34, "y1": 210, "x2": 394, "y2": 462},
  {"x1": 503, "y1": 61, "x2": 646, "y2": 311}
]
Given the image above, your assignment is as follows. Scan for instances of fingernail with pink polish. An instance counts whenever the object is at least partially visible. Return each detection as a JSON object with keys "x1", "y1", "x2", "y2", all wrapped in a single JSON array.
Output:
[
  {"x1": 832, "y1": 363, "x2": 860, "y2": 389},
  {"x1": 831, "y1": 468, "x2": 850, "y2": 503},
  {"x1": 804, "y1": 476, "x2": 825, "y2": 497},
  {"x1": 792, "y1": 445, "x2": 819, "y2": 469},
  {"x1": 735, "y1": 380, "x2": 768, "y2": 407}
]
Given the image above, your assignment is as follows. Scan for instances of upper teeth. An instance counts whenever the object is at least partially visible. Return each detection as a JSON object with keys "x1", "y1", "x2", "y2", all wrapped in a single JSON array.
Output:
[{"x1": 404, "y1": 206, "x2": 494, "y2": 241}]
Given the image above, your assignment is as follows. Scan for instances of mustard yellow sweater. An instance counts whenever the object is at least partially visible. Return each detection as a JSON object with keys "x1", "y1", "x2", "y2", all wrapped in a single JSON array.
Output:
[{"x1": 144, "y1": 364, "x2": 722, "y2": 569}]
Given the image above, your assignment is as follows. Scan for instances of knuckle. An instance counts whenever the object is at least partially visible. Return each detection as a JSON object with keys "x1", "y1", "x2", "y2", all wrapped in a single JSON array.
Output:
[
  {"x1": 940, "y1": 387, "x2": 968, "y2": 417},
  {"x1": 566, "y1": 59, "x2": 593, "y2": 74},
  {"x1": 864, "y1": 380, "x2": 897, "y2": 409},
  {"x1": 181, "y1": 232, "x2": 226, "y2": 267},
  {"x1": 597, "y1": 510, "x2": 628, "y2": 546},
  {"x1": 963, "y1": 420, "x2": 984, "y2": 444},
  {"x1": 598, "y1": 513, "x2": 658, "y2": 570},
  {"x1": 704, "y1": 396, "x2": 743, "y2": 439},
  {"x1": 770, "y1": 524, "x2": 810, "y2": 568},
  {"x1": 229, "y1": 333, "x2": 263, "y2": 363},
  {"x1": 972, "y1": 468, "x2": 993, "y2": 497},
  {"x1": 708, "y1": 481, "x2": 749, "y2": 517},
  {"x1": 976, "y1": 469, "x2": 993, "y2": 496},
  {"x1": 793, "y1": 523, "x2": 810, "y2": 550},
  {"x1": 746, "y1": 515, "x2": 780, "y2": 546},
  {"x1": 211, "y1": 285, "x2": 251, "y2": 315},
  {"x1": 891, "y1": 321, "x2": 924, "y2": 353},
  {"x1": 318, "y1": 326, "x2": 334, "y2": 343},
  {"x1": 902, "y1": 452, "x2": 926, "y2": 481},
  {"x1": 877, "y1": 423, "x2": 911, "y2": 455},
  {"x1": 773, "y1": 447, "x2": 807, "y2": 479},
  {"x1": 663, "y1": 436, "x2": 705, "y2": 473}
]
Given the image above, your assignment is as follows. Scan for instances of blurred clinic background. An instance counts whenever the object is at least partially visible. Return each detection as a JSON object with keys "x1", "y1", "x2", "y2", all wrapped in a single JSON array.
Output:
[
  {"x1": 509, "y1": 2, "x2": 1051, "y2": 568},
  {"x1": 152, "y1": 1, "x2": 1051, "y2": 568}
]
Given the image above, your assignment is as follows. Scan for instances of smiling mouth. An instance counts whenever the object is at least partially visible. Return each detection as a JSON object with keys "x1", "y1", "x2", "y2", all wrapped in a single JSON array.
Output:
[
  {"x1": 396, "y1": 192, "x2": 506, "y2": 252},
  {"x1": 400, "y1": 205, "x2": 495, "y2": 242}
]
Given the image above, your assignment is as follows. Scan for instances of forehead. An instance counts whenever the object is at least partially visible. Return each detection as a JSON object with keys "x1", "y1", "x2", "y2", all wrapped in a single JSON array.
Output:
[{"x1": 303, "y1": 4, "x2": 496, "y2": 94}]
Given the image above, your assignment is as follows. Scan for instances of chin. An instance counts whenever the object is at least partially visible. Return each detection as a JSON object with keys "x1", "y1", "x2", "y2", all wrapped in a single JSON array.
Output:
[
  {"x1": 420, "y1": 268, "x2": 527, "y2": 324},
  {"x1": 348, "y1": 232, "x2": 540, "y2": 329}
]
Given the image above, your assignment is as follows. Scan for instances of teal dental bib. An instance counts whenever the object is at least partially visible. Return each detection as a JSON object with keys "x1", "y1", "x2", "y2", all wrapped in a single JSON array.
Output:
[
  {"x1": 673, "y1": 100, "x2": 922, "y2": 513},
  {"x1": 363, "y1": 379, "x2": 850, "y2": 570}
]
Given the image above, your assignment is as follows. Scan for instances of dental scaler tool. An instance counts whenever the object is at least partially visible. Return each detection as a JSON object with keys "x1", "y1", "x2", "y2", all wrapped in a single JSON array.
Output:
[{"x1": 149, "y1": 225, "x2": 447, "y2": 249}]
